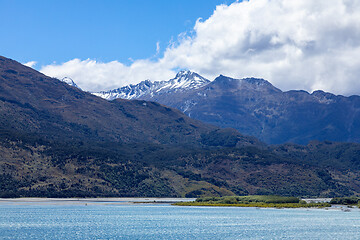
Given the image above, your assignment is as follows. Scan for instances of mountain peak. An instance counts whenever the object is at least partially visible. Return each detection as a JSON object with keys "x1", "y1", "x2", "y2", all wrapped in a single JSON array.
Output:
[
  {"x1": 311, "y1": 90, "x2": 336, "y2": 104},
  {"x1": 168, "y1": 70, "x2": 210, "y2": 90},
  {"x1": 61, "y1": 77, "x2": 81, "y2": 89},
  {"x1": 211, "y1": 75, "x2": 279, "y2": 92},
  {"x1": 175, "y1": 70, "x2": 192, "y2": 77},
  {"x1": 242, "y1": 77, "x2": 268, "y2": 85}
]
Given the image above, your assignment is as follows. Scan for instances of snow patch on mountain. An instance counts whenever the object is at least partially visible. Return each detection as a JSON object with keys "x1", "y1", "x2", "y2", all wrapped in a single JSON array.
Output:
[
  {"x1": 60, "y1": 77, "x2": 81, "y2": 90},
  {"x1": 156, "y1": 70, "x2": 210, "y2": 92},
  {"x1": 311, "y1": 90, "x2": 336, "y2": 104}
]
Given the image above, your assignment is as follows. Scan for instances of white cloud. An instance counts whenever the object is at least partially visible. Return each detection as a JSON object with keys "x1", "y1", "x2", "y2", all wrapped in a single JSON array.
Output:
[
  {"x1": 24, "y1": 61, "x2": 37, "y2": 68},
  {"x1": 156, "y1": 41, "x2": 161, "y2": 55},
  {"x1": 40, "y1": 0, "x2": 360, "y2": 95},
  {"x1": 41, "y1": 58, "x2": 176, "y2": 92}
]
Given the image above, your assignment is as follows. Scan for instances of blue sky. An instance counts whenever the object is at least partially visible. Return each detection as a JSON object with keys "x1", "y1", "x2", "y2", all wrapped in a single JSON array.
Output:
[
  {"x1": 0, "y1": 0, "x2": 231, "y2": 67},
  {"x1": 1, "y1": 0, "x2": 360, "y2": 95}
]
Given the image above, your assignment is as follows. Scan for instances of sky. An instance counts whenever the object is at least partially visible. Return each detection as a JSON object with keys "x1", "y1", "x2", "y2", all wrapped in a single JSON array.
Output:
[{"x1": 1, "y1": 0, "x2": 360, "y2": 95}]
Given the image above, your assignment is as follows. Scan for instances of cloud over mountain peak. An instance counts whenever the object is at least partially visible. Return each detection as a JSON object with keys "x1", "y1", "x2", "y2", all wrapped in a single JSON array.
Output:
[{"x1": 41, "y1": 0, "x2": 360, "y2": 95}]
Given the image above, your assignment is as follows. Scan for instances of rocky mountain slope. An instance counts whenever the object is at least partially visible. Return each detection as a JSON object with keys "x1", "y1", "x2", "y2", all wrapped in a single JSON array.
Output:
[
  {"x1": 95, "y1": 73, "x2": 360, "y2": 144},
  {"x1": 1, "y1": 56, "x2": 360, "y2": 198}
]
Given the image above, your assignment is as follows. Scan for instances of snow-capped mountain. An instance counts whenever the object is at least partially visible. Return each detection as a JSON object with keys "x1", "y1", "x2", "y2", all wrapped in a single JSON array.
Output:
[
  {"x1": 61, "y1": 77, "x2": 81, "y2": 89},
  {"x1": 93, "y1": 70, "x2": 210, "y2": 100},
  {"x1": 155, "y1": 70, "x2": 210, "y2": 92},
  {"x1": 95, "y1": 73, "x2": 360, "y2": 145},
  {"x1": 93, "y1": 79, "x2": 156, "y2": 100}
]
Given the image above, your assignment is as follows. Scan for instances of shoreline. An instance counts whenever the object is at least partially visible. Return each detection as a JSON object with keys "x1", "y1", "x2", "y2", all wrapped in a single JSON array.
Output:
[
  {"x1": 0, "y1": 198, "x2": 357, "y2": 211},
  {"x1": 0, "y1": 197, "x2": 196, "y2": 205}
]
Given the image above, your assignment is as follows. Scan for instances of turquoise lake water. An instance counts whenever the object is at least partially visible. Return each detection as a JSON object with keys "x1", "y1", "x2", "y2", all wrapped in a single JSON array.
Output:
[{"x1": 0, "y1": 203, "x2": 359, "y2": 239}]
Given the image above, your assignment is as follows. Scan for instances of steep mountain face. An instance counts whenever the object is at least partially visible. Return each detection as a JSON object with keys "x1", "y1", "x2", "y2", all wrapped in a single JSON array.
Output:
[{"x1": 97, "y1": 73, "x2": 360, "y2": 144}]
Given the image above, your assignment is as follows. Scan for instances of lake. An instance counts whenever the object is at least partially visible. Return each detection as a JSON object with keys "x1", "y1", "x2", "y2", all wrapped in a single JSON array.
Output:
[{"x1": 0, "y1": 199, "x2": 359, "y2": 239}]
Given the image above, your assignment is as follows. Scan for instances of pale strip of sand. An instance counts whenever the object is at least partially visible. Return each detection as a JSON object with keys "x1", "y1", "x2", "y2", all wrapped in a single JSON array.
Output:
[
  {"x1": 0, "y1": 197, "x2": 196, "y2": 206},
  {"x1": 301, "y1": 198, "x2": 332, "y2": 203}
]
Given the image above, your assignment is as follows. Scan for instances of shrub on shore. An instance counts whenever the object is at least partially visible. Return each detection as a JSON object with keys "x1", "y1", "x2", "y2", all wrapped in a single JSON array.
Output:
[
  {"x1": 330, "y1": 197, "x2": 360, "y2": 205},
  {"x1": 174, "y1": 195, "x2": 331, "y2": 208},
  {"x1": 195, "y1": 195, "x2": 300, "y2": 204}
]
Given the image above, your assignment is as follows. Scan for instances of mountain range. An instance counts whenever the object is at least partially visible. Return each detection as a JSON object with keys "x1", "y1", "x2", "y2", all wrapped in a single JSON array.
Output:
[
  {"x1": 94, "y1": 72, "x2": 360, "y2": 145},
  {"x1": 93, "y1": 70, "x2": 209, "y2": 100},
  {"x1": 1, "y1": 56, "x2": 360, "y2": 198}
]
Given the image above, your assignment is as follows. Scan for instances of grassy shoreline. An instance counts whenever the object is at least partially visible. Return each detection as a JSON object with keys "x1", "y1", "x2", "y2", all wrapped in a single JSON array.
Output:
[
  {"x1": 173, "y1": 195, "x2": 332, "y2": 208},
  {"x1": 173, "y1": 202, "x2": 331, "y2": 208}
]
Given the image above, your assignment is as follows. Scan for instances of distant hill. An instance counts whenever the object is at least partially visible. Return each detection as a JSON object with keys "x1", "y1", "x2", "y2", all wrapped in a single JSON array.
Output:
[
  {"x1": 95, "y1": 73, "x2": 360, "y2": 145},
  {"x1": 1, "y1": 55, "x2": 360, "y2": 198}
]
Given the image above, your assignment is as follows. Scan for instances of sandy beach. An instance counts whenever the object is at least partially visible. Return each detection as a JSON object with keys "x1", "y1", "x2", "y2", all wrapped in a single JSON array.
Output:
[{"x1": 0, "y1": 197, "x2": 196, "y2": 206}]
